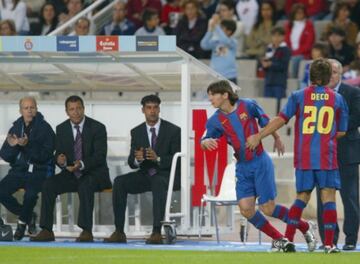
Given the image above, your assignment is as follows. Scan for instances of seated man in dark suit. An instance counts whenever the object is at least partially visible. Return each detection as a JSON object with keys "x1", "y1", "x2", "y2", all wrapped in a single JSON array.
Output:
[
  {"x1": 104, "y1": 94, "x2": 181, "y2": 244},
  {"x1": 31, "y1": 95, "x2": 112, "y2": 242},
  {"x1": 0, "y1": 97, "x2": 55, "y2": 240}
]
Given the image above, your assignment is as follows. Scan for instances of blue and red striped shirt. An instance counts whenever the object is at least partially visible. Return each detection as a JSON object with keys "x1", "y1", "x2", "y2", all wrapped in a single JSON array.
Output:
[
  {"x1": 202, "y1": 99, "x2": 270, "y2": 162},
  {"x1": 279, "y1": 85, "x2": 349, "y2": 170}
]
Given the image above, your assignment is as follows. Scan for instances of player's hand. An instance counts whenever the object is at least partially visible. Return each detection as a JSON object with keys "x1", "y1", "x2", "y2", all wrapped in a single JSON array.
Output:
[
  {"x1": 6, "y1": 134, "x2": 19, "y2": 146},
  {"x1": 273, "y1": 137, "x2": 285, "y2": 156},
  {"x1": 201, "y1": 138, "x2": 218, "y2": 151},
  {"x1": 246, "y1": 134, "x2": 261, "y2": 151},
  {"x1": 135, "y1": 147, "x2": 145, "y2": 162},
  {"x1": 145, "y1": 148, "x2": 158, "y2": 161}
]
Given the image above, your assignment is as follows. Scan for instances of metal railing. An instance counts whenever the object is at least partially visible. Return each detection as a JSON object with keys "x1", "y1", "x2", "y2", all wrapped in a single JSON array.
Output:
[{"x1": 47, "y1": 0, "x2": 110, "y2": 36}]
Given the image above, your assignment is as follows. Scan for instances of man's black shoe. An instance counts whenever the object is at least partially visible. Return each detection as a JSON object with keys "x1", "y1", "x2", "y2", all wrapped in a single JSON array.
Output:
[
  {"x1": 342, "y1": 244, "x2": 356, "y2": 251},
  {"x1": 28, "y1": 212, "x2": 37, "y2": 235},
  {"x1": 14, "y1": 223, "x2": 26, "y2": 241}
]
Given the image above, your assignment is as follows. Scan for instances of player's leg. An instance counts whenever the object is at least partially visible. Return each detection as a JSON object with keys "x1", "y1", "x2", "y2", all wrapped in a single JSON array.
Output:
[
  {"x1": 320, "y1": 188, "x2": 339, "y2": 253},
  {"x1": 284, "y1": 169, "x2": 314, "y2": 243},
  {"x1": 249, "y1": 152, "x2": 294, "y2": 252},
  {"x1": 238, "y1": 197, "x2": 285, "y2": 242},
  {"x1": 256, "y1": 154, "x2": 316, "y2": 251},
  {"x1": 257, "y1": 154, "x2": 311, "y2": 233},
  {"x1": 317, "y1": 170, "x2": 341, "y2": 253},
  {"x1": 236, "y1": 159, "x2": 285, "y2": 246}
]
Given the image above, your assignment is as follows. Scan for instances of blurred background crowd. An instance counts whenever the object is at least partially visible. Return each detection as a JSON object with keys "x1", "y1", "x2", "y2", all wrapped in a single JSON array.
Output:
[{"x1": 1, "y1": 0, "x2": 360, "y2": 89}]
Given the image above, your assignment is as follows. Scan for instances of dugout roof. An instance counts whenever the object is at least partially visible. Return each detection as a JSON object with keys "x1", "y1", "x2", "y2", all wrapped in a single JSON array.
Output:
[{"x1": 0, "y1": 36, "x2": 233, "y2": 93}]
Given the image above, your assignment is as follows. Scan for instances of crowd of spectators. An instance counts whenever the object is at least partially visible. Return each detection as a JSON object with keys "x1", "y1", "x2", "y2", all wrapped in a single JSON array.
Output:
[{"x1": 1, "y1": 0, "x2": 360, "y2": 88}]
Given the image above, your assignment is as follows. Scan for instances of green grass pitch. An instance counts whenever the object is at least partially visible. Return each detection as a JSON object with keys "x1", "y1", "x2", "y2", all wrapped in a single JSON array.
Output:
[{"x1": 0, "y1": 247, "x2": 358, "y2": 264}]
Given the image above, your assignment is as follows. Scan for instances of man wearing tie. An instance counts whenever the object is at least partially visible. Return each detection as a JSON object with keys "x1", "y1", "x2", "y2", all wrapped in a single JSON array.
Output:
[
  {"x1": 104, "y1": 94, "x2": 181, "y2": 244},
  {"x1": 316, "y1": 59, "x2": 360, "y2": 250},
  {"x1": 31, "y1": 95, "x2": 111, "y2": 242}
]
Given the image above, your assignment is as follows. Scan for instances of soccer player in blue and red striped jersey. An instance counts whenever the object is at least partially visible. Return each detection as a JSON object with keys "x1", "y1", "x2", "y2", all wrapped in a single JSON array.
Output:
[
  {"x1": 247, "y1": 58, "x2": 349, "y2": 253},
  {"x1": 201, "y1": 80, "x2": 316, "y2": 252}
]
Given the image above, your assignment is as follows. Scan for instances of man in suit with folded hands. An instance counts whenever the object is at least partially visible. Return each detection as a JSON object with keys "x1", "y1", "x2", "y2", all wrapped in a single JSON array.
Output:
[
  {"x1": 104, "y1": 94, "x2": 180, "y2": 244},
  {"x1": 31, "y1": 95, "x2": 111, "y2": 242}
]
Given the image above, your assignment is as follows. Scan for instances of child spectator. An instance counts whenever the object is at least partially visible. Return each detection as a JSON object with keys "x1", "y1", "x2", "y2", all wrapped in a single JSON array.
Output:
[
  {"x1": 300, "y1": 43, "x2": 329, "y2": 89},
  {"x1": 200, "y1": 15, "x2": 237, "y2": 83},
  {"x1": 218, "y1": 0, "x2": 244, "y2": 58},
  {"x1": 262, "y1": 26, "x2": 291, "y2": 113},
  {"x1": 135, "y1": 8, "x2": 165, "y2": 36}
]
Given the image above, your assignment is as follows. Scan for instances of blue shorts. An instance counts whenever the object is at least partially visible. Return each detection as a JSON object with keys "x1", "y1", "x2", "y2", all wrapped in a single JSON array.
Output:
[
  {"x1": 235, "y1": 152, "x2": 277, "y2": 205},
  {"x1": 295, "y1": 169, "x2": 341, "y2": 192}
]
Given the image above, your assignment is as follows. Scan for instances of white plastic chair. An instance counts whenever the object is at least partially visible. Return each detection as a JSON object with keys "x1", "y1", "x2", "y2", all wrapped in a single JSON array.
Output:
[{"x1": 198, "y1": 161, "x2": 243, "y2": 243}]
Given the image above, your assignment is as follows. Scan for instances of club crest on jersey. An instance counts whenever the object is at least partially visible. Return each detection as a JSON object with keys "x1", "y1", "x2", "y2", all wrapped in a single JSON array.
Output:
[{"x1": 239, "y1": 112, "x2": 248, "y2": 120}]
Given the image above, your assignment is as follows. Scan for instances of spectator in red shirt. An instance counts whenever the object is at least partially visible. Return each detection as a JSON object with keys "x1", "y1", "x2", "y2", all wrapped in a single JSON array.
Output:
[
  {"x1": 126, "y1": 0, "x2": 162, "y2": 29},
  {"x1": 285, "y1": 3, "x2": 315, "y2": 77}
]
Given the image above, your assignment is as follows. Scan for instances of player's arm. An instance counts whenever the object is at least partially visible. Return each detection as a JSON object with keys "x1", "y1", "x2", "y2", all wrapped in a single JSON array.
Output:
[
  {"x1": 246, "y1": 99, "x2": 286, "y2": 153},
  {"x1": 246, "y1": 117, "x2": 286, "y2": 151},
  {"x1": 201, "y1": 118, "x2": 223, "y2": 151},
  {"x1": 247, "y1": 92, "x2": 298, "y2": 151}
]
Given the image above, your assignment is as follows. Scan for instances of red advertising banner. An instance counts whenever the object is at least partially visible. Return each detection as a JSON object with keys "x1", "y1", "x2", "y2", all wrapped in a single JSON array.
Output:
[
  {"x1": 192, "y1": 109, "x2": 228, "y2": 207},
  {"x1": 96, "y1": 36, "x2": 119, "y2": 52}
]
